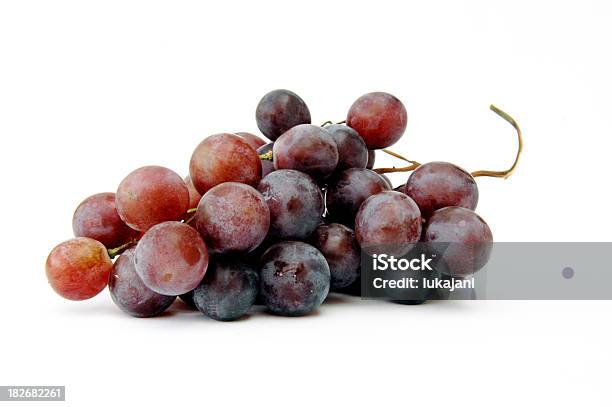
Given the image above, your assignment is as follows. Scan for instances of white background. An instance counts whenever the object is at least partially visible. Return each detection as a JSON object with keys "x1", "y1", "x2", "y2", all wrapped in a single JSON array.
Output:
[{"x1": 1, "y1": 0, "x2": 611, "y2": 406}]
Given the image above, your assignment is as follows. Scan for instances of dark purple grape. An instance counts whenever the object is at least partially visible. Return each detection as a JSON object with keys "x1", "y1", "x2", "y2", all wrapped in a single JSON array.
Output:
[
  {"x1": 46, "y1": 237, "x2": 113, "y2": 301},
  {"x1": 109, "y1": 248, "x2": 175, "y2": 317},
  {"x1": 195, "y1": 182, "x2": 270, "y2": 254},
  {"x1": 325, "y1": 124, "x2": 368, "y2": 171},
  {"x1": 422, "y1": 206, "x2": 492, "y2": 277},
  {"x1": 190, "y1": 133, "x2": 262, "y2": 195},
  {"x1": 405, "y1": 161, "x2": 478, "y2": 218},
  {"x1": 366, "y1": 150, "x2": 376, "y2": 169},
  {"x1": 179, "y1": 291, "x2": 198, "y2": 310},
  {"x1": 257, "y1": 170, "x2": 324, "y2": 240},
  {"x1": 255, "y1": 89, "x2": 311, "y2": 141},
  {"x1": 355, "y1": 191, "x2": 422, "y2": 256},
  {"x1": 135, "y1": 221, "x2": 209, "y2": 295},
  {"x1": 394, "y1": 184, "x2": 406, "y2": 192},
  {"x1": 116, "y1": 166, "x2": 190, "y2": 232},
  {"x1": 347, "y1": 92, "x2": 408, "y2": 149},
  {"x1": 326, "y1": 168, "x2": 390, "y2": 225},
  {"x1": 235, "y1": 131, "x2": 267, "y2": 150},
  {"x1": 310, "y1": 223, "x2": 360, "y2": 290},
  {"x1": 273, "y1": 124, "x2": 339, "y2": 180},
  {"x1": 193, "y1": 258, "x2": 259, "y2": 321},
  {"x1": 256, "y1": 142, "x2": 275, "y2": 178},
  {"x1": 260, "y1": 241, "x2": 330, "y2": 316},
  {"x1": 72, "y1": 192, "x2": 139, "y2": 248},
  {"x1": 184, "y1": 175, "x2": 202, "y2": 209}
]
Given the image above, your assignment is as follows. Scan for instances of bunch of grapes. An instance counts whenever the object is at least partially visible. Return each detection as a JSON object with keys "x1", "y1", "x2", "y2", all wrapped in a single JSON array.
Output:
[{"x1": 45, "y1": 89, "x2": 522, "y2": 319}]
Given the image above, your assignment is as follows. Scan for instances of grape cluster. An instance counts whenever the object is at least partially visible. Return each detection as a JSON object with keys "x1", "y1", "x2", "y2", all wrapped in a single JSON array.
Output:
[{"x1": 46, "y1": 89, "x2": 521, "y2": 319}]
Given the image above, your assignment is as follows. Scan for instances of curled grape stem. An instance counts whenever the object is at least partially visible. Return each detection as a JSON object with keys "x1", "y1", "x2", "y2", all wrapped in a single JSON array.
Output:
[
  {"x1": 381, "y1": 149, "x2": 421, "y2": 166},
  {"x1": 107, "y1": 239, "x2": 137, "y2": 259},
  {"x1": 321, "y1": 120, "x2": 346, "y2": 127},
  {"x1": 259, "y1": 151, "x2": 273, "y2": 161},
  {"x1": 471, "y1": 105, "x2": 523, "y2": 179}
]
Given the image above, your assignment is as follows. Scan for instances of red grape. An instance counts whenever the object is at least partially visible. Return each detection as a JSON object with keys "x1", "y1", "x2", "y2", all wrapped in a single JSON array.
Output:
[
  {"x1": 46, "y1": 237, "x2": 113, "y2": 301},
  {"x1": 116, "y1": 166, "x2": 189, "y2": 232},
  {"x1": 109, "y1": 248, "x2": 175, "y2": 317},
  {"x1": 273, "y1": 124, "x2": 339, "y2": 180},
  {"x1": 310, "y1": 223, "x2": 360, "y2": 290},
  {"x1": 195, "y1": 182, "x2": 270, "y2": 254},
  {"x1": 326, "y1": 168, "x2": 390, "y2": 225},
  {"x1": 256, "y1": 142, "x2": 275, "y2": 178},
  {"x1": 72, "y1": 192, "x2": 139, "y2": 248},
  {"x1": 405, "y1": 161, "x2": 478, "y2": 218},
  {"x1": 257, "y1": 169, "x2": 324, "y2": 239},
  {"x1": 189, "y1": 133, "x2": 262, "y2": 195},
  {"x1": 134, "y1": 221, "x2": 209, "y2": 295},
  {"x1": 235, "y1": 131, "x2": 267, "y2": 150},
  {"x1": 256, "y1": 89, "x2": 311, "y2": 141},
  {"x1": 325, "y1": 124, "x2": 368, "y2": 171},
  {"x1": 347, "y1": 92, "x2": 407, "y2": 149},
  {"x1": 184, "y1": 175, "x2": 202, "y2": 209},
  {"x1": 355, "y1": 191, "x2": 422, "y2": 256},
  {"x1": 423, "y1": 206, "x2": 492, "y2": 277}
]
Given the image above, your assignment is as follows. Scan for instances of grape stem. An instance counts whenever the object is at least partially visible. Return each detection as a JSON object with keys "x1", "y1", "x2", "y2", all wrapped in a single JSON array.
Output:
[
  {"x1": 374, "y1": 162, "x2": 421, "y2": 174},
  {"x1": 107, "y1": 239, "x2": 137, "y2": 259},
  {"x1": 321, "y1": 120, "x2": 347, "y2": 127},
  {"x1": 183, "y1": 207, "x2": 198, "y2": 224},
  {"x1": 374, "y1": 150, "x2": 422, "y2": 174},
  {"x1": 259, "y1": 151, "x2": 273, "y2": 161},
  {"x1": 471, "y1": 105, "x2": 523, "y2": 179}
]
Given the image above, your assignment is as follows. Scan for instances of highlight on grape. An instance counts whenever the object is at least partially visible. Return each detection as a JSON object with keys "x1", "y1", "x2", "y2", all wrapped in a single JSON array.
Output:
[{"x1": 45, "y1": 89, "x2": 522, "y2": 320}]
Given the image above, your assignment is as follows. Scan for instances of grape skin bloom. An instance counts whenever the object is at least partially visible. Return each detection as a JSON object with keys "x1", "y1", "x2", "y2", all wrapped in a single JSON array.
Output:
[
  {"x1": 195, "y1": 182, "x2": 270, "y2": 254},
  {"x1": 193, "y1": 258, "x2": 259, "y2": 321},
  {"x1": 257, "y1": 169, "x2": 324, "y2": 240},
  {"x1": 259, "y1": 241, "x2": 330, "y2": 316},
  {"x1": 135, "y1": 221, "x2": 209, "y2": 296}
]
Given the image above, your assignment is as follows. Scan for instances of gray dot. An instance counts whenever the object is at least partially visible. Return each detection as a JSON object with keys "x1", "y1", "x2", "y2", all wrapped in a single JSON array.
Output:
[{"x1": 562, "y1": 267, "x2": 574, "y2": 279}]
